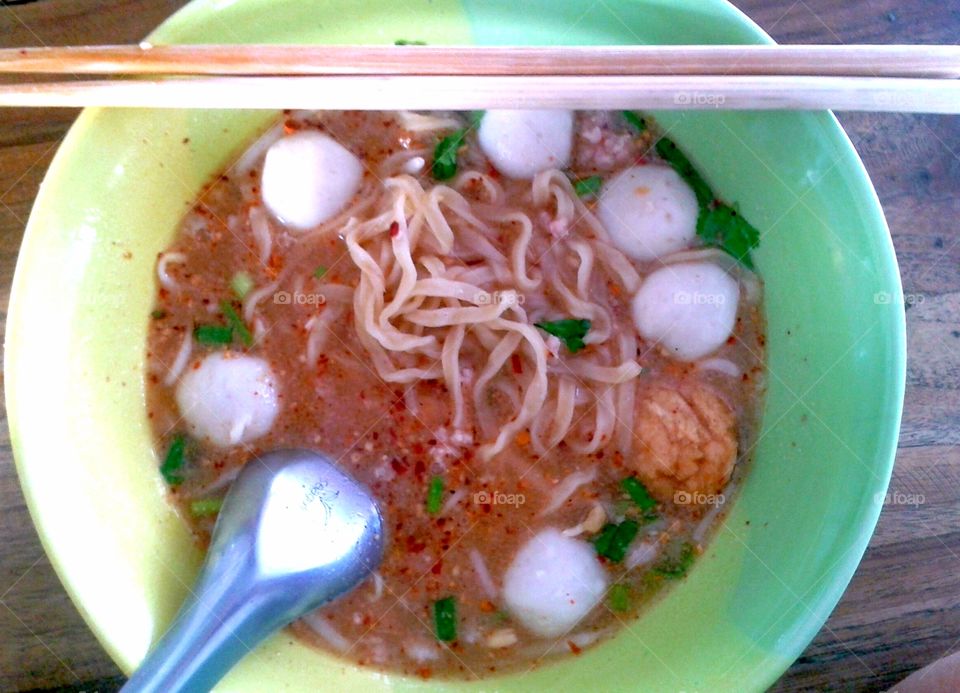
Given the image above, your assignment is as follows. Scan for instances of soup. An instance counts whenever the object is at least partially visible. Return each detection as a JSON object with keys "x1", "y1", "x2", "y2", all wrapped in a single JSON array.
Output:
[{"x1": 145, "y1": 108, "x2": 765, "y2": 679}]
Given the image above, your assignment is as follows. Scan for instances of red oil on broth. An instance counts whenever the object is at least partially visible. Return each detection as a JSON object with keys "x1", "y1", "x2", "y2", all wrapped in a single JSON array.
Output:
[{"x1": 146, "y1": 109, "x2": 765, "y2": 679}]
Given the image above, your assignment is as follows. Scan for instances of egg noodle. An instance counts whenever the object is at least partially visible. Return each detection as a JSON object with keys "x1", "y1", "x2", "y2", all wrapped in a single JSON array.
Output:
[{"x1": 308, "y1": 155, "x2": 644, "y2": 461}]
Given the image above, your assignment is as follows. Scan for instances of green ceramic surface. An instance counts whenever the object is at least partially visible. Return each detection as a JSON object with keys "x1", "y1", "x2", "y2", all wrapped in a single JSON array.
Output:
[{"x1": 5, "y1": 0, "x2": 905, "y2": 690}]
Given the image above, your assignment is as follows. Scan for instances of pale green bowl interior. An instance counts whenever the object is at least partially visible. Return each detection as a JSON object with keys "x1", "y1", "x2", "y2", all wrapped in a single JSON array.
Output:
[{"x1": 5, "y1": 0, "x2": 905, "y2": 690}]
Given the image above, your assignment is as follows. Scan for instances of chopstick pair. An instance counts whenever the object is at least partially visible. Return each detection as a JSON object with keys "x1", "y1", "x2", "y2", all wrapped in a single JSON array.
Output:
[{"x1": 0, "y1": 44, "x2": 958, "y2": 112}]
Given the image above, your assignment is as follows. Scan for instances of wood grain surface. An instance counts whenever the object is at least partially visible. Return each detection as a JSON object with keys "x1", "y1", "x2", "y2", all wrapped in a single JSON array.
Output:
[{"x1": 0, "y1": 1, "x2": 958, "y2": 691}]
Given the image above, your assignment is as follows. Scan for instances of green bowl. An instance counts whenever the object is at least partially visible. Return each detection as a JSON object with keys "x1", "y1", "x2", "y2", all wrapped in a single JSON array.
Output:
[{"x1": 5, "y1": 0, "x2": 905, "y2": 690}]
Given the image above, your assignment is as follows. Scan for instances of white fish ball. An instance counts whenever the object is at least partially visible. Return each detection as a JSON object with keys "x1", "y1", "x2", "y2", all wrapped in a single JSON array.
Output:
[
  {"x1": 502, "y1": 528, "x2": 608, "y2": 638},
  {"x1": 261, "y1": 131, "x2": 363, "y2": 230},
  {"x1": 598, "y1": 165, "x2": 699, "y2": 262},
  {"x1": 175, "y1": 352, "x2": 280, "y2": 447},
  {"x1": 478, "y1": 110, "x2": 574, "y2": 179},
  {"x1": 631, "y1": 262, "x2": 740, "y2": 361}
]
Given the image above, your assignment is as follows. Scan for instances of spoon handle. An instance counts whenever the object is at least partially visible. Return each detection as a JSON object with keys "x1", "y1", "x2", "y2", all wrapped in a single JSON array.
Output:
[{"x1": 121, "y1": 543, "x2": 279, "y2": 693}]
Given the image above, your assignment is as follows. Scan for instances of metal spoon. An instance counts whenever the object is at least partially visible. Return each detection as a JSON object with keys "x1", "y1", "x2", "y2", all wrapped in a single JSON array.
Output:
[{"x1": 122, "y1": 449, "x2": 384, "y2": 693}]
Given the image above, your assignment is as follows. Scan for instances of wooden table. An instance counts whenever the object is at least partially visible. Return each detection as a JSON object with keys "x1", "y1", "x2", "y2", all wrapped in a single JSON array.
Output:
[{"x1": 1, "y1": 1, "x2": 957, "y2": 690}]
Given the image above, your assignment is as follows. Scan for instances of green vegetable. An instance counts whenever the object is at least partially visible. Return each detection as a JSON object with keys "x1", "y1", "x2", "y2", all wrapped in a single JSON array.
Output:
[
  {"x1": 607, "y1": 584, "x2": 631, "y2": 612},
  {"x1": 655, "y1": 136, "x2": 760, "y2": 266},
  {"x1": 653, "y1": 541, "x2": 697, "y2": 579},
  {"x1": 622, "y1": 111, "x2": 647, "y2": 132},
  {"x1": 190, "y1": 498, "x2": 223, "y2": 517},
  {"x1": 592, "y1": 520, "x2": 639, "y2": 562},
  {"x1": 160, "y1": 435, "x2": 186, "y2": 486},
  {"x1": 573, "y1": 175, "x2": 603, "y2": 198},
  {"x1": 592, "y1": 524, "x2": 617, "y2": 558},
  {"x1": 534, "y1": 318, "x2": 591, "y2": 353},
  {"x1": 395, "y1": 39, "x2": 427, "y2": 46},
  {"x1": 621, "y1": 477, "x2": 657, "y2": 519},
  {"x1": 194, "y1": 324, "x2": 233, "y2": 346},
  {"x1": 432, "y1": 129, "x2": 466, "y2": 181},
  {"x1": 312, "y1": 265, "x2": 327, "y2": 279},
  {"x1": 150, "y1": 309, "x2": 167, "y2": 320},
  {"x1": 230, "y1": 271, "x2": 254, "y2": 299},
  {"x1": 468, "y1": 110, "x2": 485, "y2": 128},
  {"x1": 220, "y1": 301, "x2": 253, "y2": 347},
  {"x1": 434, "y1": 596, "x2": 457, "y2": 641},
  {"x1": 426, "y1": 475, "x2": 444, "y2": 515},
  {"x1": 697, "y1": 202, "x2": 760, "y2": 269}
]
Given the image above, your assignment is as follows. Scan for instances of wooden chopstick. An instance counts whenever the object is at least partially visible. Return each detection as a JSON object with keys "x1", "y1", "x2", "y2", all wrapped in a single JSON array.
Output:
[
  {"x1": 1, "y1": 44, "x2": 958, "y2": 77},
  {"x1": 0, "y1": 44, "x2": 958, "y2": 112},
  {"x1": 1, "y1": 75, "x2": 958, "y2": 112}
]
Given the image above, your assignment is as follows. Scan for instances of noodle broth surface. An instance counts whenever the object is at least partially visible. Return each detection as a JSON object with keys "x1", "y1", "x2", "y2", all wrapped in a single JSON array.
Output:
[{"x1": 146, "y1": 110, "x2": 765, "y2": 678}]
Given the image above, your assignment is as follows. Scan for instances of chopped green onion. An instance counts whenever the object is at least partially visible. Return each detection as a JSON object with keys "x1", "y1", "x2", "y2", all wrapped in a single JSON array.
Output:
[
  {"x1": 150, "y1": 309, "x2": 167, "y2": 320},
  {"x1": 592, "y1": 520, "x2": 639, "y2": 562},
  {"x1": 534, "y1": 318, "x2": 591, "y2": 353},
  {"x1": 194, "y1": 324, "x2": 233, "y2": 346},
  {"x1": 593, "y1": 524, "x2": 618, "y2": 557},
  {"x1": 621, "y1": 477, "x2": 657, "y2": 516},
  {"x1": 230, "y1": 271, "x2": 254, "y2": 299},
  {"x1": 395, "y1": 39, "x2": 427, "y2": 46},
  {"x1": 622, "y1": 111, "x2": 647, "y2": 132},
  {"x1": 607, "y1": 584, "x2": 631, "y2": 612},
  {"x1": 160, "y1": 435, "x2": 186, "y2": 486},
  {"x1": 653, "y1": 541, "x2": 697, "y2": 579},
  {"x1": 426, "y1": 475, "x2": 444, "y2": 515},
  {"x1": 312, "y1": 265, "x2": 328, "y2": 279},
  {"x1": 432, "y1": 129, "x2": 466, "y2": 181},
  {"x1": 493, "y1": 610, "x2": 510, "y2": 623},
  {"x1": 434, "y1": 596, "x2": 457, "y2": 642},
  {"x1": 190, "y1": 498, "x2": 223, "y2": 517},
  {"x1": 655, "y1": 136, "x2": 760, "y2": 266},
  {"x1": 573, "y1": 175, "x2": 603, "y2": 198},
  {"x1": 220, "y1": 301, "x2": 253, "y2": 347}
]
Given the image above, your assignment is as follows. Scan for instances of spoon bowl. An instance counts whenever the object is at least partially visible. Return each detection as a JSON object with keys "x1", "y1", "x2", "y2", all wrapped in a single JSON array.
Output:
[{"x1": 122, "y1": 449, "x2": 384, "y2": 693}]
